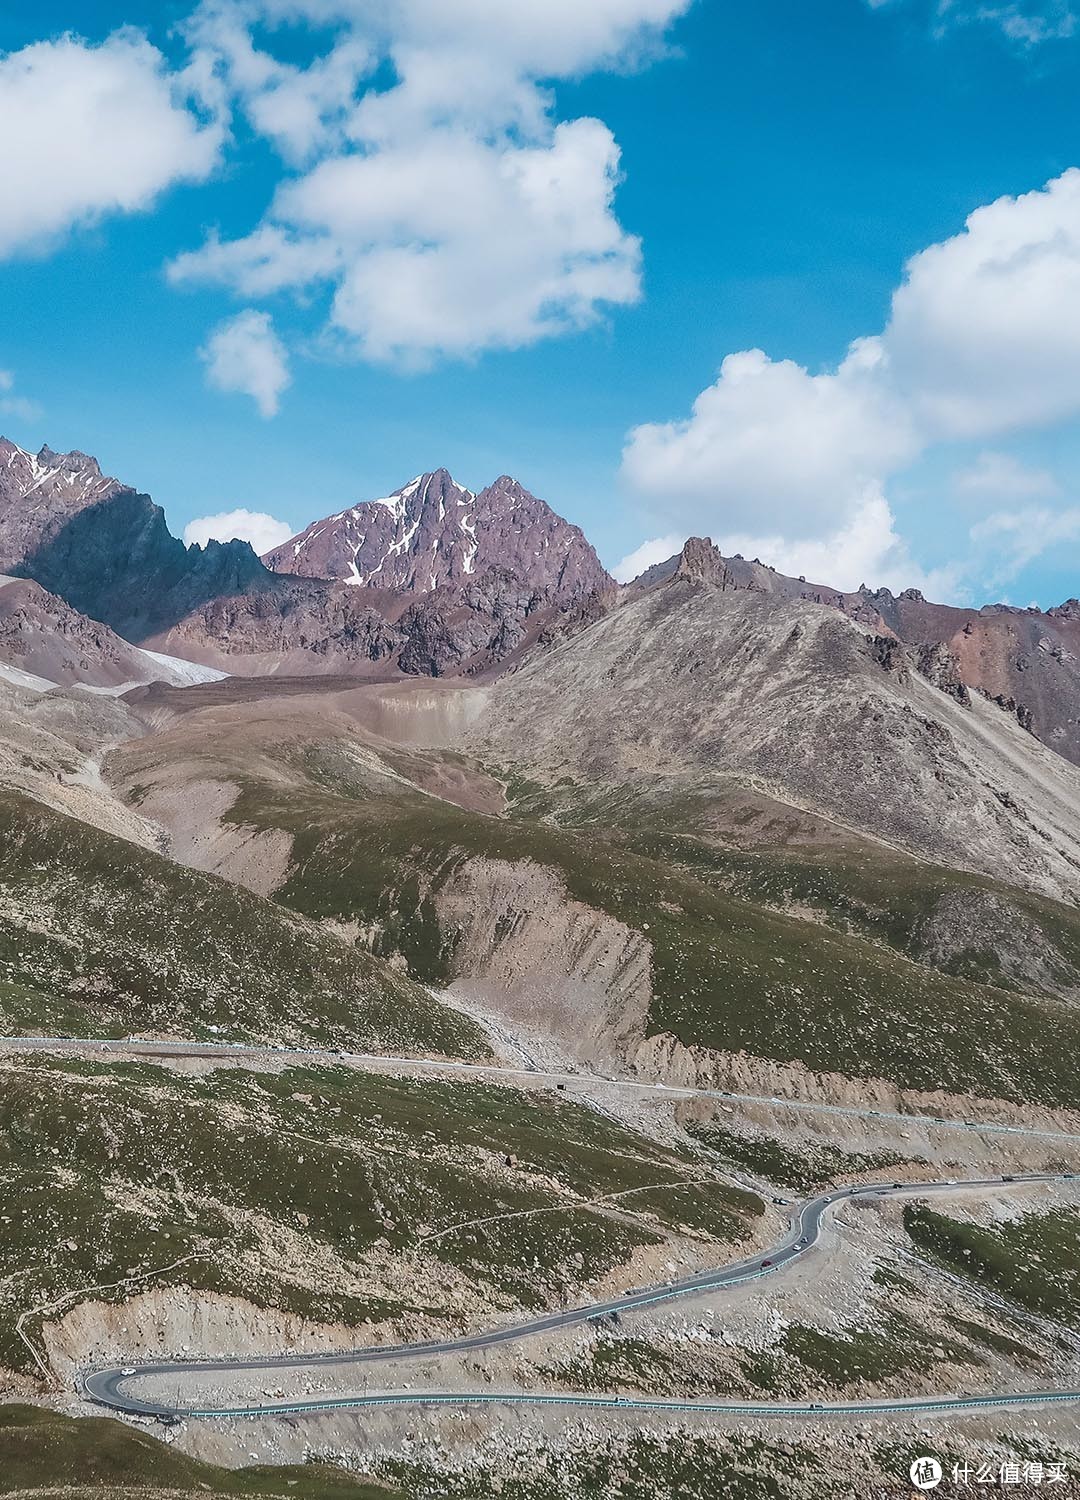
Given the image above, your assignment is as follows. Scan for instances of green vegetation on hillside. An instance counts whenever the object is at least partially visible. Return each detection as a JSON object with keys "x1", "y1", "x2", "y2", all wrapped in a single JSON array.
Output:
[
  {"x1": 222, "y1": 760, "x2": 1080, "y2": 1109},
  {"x1": 628, "y1": 825, "x2": 1080, "y2": 1001},
  {"x1": 0, "y1": 1055, "x2": 761, "y2": 1375},
  {"x1": 0, "y1": 789, "x2": 485, "y2": 1058},
  {"x1": 382, "y1": 1434, "x2": 827, "y2": 1500},
  {"x1": 904, "y1": 1202, "x2": 1080, "y2": 1327},
  {"x1": 0, "y1": 1404, "x2": 391, "y2": 1498},
  {"x1": 777, "y1": 1313, "x2": 974, "y2": 1388},
  {"x1": 684, "y1": 1119, "x2": 911, "y2": 1193}
]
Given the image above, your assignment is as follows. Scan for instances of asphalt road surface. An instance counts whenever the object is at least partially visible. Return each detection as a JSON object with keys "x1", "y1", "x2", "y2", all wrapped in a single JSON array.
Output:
[
  {"x1": 82, "y1": 1172, "x2": 1078, "y2": 1423},
  {"x1": 6, "y1": 1033, "x2": 1080, "y2": 1145}
]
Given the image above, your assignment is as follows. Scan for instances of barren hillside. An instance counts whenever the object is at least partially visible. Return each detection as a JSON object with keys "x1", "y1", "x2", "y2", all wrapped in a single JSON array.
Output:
[{"x1": 468, "y1": 570, "x2": 1080, "y2": 905}]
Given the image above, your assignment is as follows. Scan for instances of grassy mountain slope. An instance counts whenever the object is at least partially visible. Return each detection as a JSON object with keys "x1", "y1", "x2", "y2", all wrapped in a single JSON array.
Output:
[
  {"x1": 103, "y1": 670, "x2": 1080, "y2": 1109},
  {"x1": 0, "y1": 789, "x2": 485, "y2": 1058},
  {"x1": 0, "y1": 1054, "x2": 762, "y2": 1377},
  {"x1": 222, "y1": 767, "x2": 1080, "y2": 1108},
  {"x1": 0, "y1": 1404, "x2": 391, "y2": 1499}
]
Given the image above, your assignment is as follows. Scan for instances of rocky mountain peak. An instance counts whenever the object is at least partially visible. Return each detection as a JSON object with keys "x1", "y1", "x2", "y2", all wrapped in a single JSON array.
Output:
[
  {"x1": 486, "y1": 474, "x2": 524, "y2": 497},
  {"x1": 1049, "y1": 598, "x2": 1080, "y2": 621},
  {"x1": 674, "y1": 536, "x2": 728, "y2": 584},
  {"x1": 0, "y1": 437, "x2": 131, "y2": 578},
  {"x1": 264, "y1": 468, "x2": 612, "y2": 604},
  {"x1": 0, "y1": 437, "x2": 122, "y2": 510}
]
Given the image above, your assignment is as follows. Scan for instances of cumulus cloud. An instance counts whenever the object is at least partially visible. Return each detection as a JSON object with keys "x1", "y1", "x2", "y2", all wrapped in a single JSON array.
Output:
[
  {"x1": 0, "y1": 30, "x2": 223, "y2": 260},
  {"x1": 184, "y1": 507, "x2": 294, "y2": 553},
  {"x1": 169, "y1": 0, "x2": 687, "y2": 365},
  {"x1": 622, "y1": 342, "x2": 917, "y2": 540},
  {"x1": 199, "y1": 309, "x2": 291, "y2": 416},
  {"x1": 620, "y1": 167, "x2": 1080, "y2": 597},
  {"x1": 183, "y1": 3, "x2": 372, "y2": 163},
  {"x1": 612, "y1": 533, "x2": 685, "y2": 583},
  {"x1": 888, "y1": 170, "x2": 1080, "y2": 438},
  {"x1": 239, "y1": 0, "x2": 685, "y2": 99}
]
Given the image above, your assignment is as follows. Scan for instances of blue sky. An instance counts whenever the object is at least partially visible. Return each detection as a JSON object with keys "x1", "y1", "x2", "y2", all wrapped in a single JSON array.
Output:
[{"x1": 2, "y1": 0, "x2": 1079, "y2": 603}]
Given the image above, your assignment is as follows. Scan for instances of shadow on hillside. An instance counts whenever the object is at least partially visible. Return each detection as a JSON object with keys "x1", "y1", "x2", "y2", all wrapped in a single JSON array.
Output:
[{"x1": 18, "y1": 489, "x2": 271, "y2": 639}]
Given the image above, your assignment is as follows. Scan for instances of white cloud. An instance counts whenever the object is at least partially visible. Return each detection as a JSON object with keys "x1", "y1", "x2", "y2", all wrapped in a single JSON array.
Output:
[
  {"x1": 622, "y1": 342, "x2": 917, "y2": 541},
  {"x1": 868, "y1": 0, "x2": 1075, "y2": 44},
  {"x1": 248, "y1": 0, "x2": 686, "y2": 86},
  {"x1": 0, "y1": 369, "x2": 41, "y2": 423},
  {"x1": 620, "y1": 167, "x2": 1080, "y2": 598},
  {"x1": 971, "y1": 3, "x2": 1077, "y2": 43},
  {"x1": 184, "y1": 507, "x2": 294, "y2": 553},
  {"x1": 713, "y1": 489, "x2": 964, "y2": 600},
  {"x1": 169, "y1": 0, "x2": 687, "y2": 365},
  {"x1": 290, "y1": 119, "x2": 639, "y2": 364},
  {"x1": 183, "y1": 2, "x2": 372, "y2": 162},
  {"x1": 0, "y1": 30, "x2": 224, "y2": 261},
  {"x1": 952, "y1": 451, "x2": 1061, "y2": 500},
  {"x1": 969, "y1": 506, "x2": 1080, "y2": 588},
  {"x1": 612, "y1": 533, "x2": 684, "y2": 583},
  {"x1": 173, "y1": 120, "x2": 642, "y2": 368},
  {"x1": 169, "y1": 225, "x2": 342, "y2": 297},
  {"x1": 199, "y1": 309, "x2": 291, "y2": 416},
  {"x1": 888, "y1": 169, "x2": 1080, "y2": 438}
]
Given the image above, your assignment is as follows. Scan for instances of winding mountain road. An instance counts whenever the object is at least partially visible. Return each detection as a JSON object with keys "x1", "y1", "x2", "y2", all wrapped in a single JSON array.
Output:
[
  {"x1": 6, "y1": 1034, "x2": 1080, "y2": 1145},
  {"x1": 6, "y1": 1035, "x2": 1077, "y2": 1424},
  {"x1": 81, "y1": 1172, "x2": 1079, "y2": 1423}
]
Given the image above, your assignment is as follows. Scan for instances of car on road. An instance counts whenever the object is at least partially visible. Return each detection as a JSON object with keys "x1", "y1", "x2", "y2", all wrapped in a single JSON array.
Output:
[
  {"x1": 797, "y1": 1236, "x2": 808, "y2": 1246},
  {"x1": 761, "y1": 1259, "x2": 773, "y2": 1267},
  {"x1": 120, "y1": 1367, "x2": 136, "y2": 1377}
]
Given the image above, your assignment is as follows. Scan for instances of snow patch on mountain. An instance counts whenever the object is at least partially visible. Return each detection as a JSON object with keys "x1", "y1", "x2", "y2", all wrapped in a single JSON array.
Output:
[{"x1": 262, "y1": 467, "x2": 612, "y2": 605}]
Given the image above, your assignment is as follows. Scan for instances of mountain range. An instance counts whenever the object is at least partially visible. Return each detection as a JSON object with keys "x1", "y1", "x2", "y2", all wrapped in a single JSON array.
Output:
[
  {"x1": 5, "y1": 429, "x2": 1080, "y2": 1482},
  {"x1": 0, "y1": 439, "x2": 610, "y2": 682},
  {"x1": 3, "y1": 435, "x2": 1080, "y2": 768}
]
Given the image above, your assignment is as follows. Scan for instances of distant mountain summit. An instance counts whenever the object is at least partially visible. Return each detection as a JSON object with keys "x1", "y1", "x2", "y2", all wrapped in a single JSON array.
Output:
[
  {"x1": 263, "y1": 469, "x2": 613, "y2": 603},
  {"x1": 0, "y1": 439, "x2": 127, "y2": 572},
  {"x1": 0, "y1": 439, "x2": 611, "y2": 680},
  {"x1": 0, "y1": 437, "x2": 265, "y2": 640}
]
